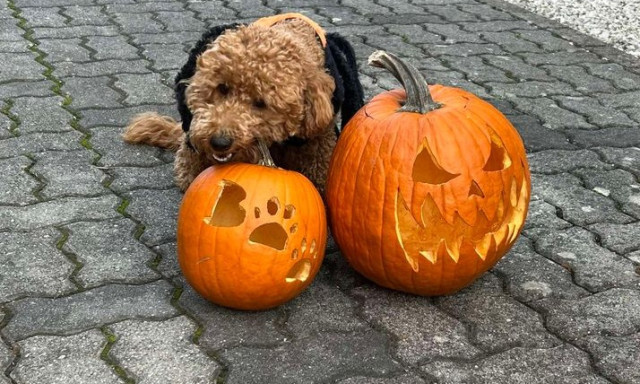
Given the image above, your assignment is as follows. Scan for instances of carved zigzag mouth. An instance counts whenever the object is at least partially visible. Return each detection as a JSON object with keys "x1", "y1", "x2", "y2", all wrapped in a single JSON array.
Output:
[{"x1": 394, "y1": 177, "x2": 529, "y2": 272}]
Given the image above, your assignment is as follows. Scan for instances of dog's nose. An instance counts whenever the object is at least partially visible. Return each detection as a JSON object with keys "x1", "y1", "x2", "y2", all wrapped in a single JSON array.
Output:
[{"x1": 210, "y1": 135, "x2": 234, "y2": 151}]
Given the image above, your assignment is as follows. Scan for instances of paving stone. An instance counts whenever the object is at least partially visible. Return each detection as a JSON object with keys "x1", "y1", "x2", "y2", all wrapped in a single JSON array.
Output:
[
  {"x1": 32, "y1": 25, "x2": 119, "y2": 39},
  {"x1": 124, "y1": 188, "x2": 182, "y2": 246},
  {"x1": 222, "y1": 330, "x2": 399, "y2": 384},
  {"x1": 108, "y1": 316, "x2": 219, "y2": 384},
  {"x1": 108, "y1": 163, "x2": 174, "y2": 193},
  {"x1": 0, "y1": 156, "x2": 39, "y2": 205},
  {"x1": 185, "y1": 1, "x2": 236, "y2": 22},
  {"x1": 511, "y1": 97, "x2": 593, "y2": 130},
  {"x1": 0, "y1": 80, "x2": 54, "y2": 98},
  {"x1": 368, "y1": 13, "x2": 441, "y2": 25},
  {"x1": 539, "y1": 288, "x2": 640, "y2": 343},
  {"x1": 589, "y1": 222, "x2": 640, "y2": 255},
  {"x1": 316, "y1": 7, "x2": 369, "y2": 26},
  {"x1": 153, "y1": 241, "x2": 180, "y2": 279},
  {"x1": 0, "y1": 20, "x2": 26, "y2": 42},
  {"x1": 1, "y1": 195, "x2": 120, "y2": 233},
  {"x1": 554, "y1": 27, "x2": 609, "y2": 48},
  {"x1": 178, "y1": 280, "x2": 285, "y2": 350},
  {"x1": 0, "y1": 40, "x2": 31, "y2": 53},
  {"x1": 522, "y1": 51, "x2": 604, "y2": 66},
  {"x1": 543, "y1": 65, "x2": 615, "y2": 94},
  {"x1": 11, "y1": 330, "x2": 119, "y2": 384},
  {"x1": 423, "y1": 4, "x2": 478, "y2": 22},
  {"x1": 600, "y1": 89, "x2": 640, "y2": 109},
  {"x1": 507, "y1": 114, "x2": 575, "y2": 152},
  {"x1": 15, "y1": 0, "x2": 94, "y2": 6},
  {"x1": 141, "y1": 43, "x2": 186, "y2": 71},
  {"x1": 480, "y1": 31, "x2": 541, "y2": 53},
  {"x1": 224, "y1": 2, "x2": 274, "y2": 18},
  {"x1": 341, "y1": 0, "x2": 390, "y2": 15},
  {"x1": 63, "y1": 5, "x2": 111, "y2": 26},
  {"x1": 554, "y1": 96, "x2": 636, "y2": 127},
  {"x1": 482, "y1": 55, "x2": 553, "y2": 82},
  {"x1": 385, "y1": 24, "x2": 442, "y2": 45},
  {"x1": 462, "y1": 20, "x2": 537, "y2": 32},
  {"x1": 85, "y1": 35, "x2": 139, "y2": 60},
  {"x1": 574, "y1": 167, "x2": 640, "y2": 220},
  {"x1": 132, "y1": 31, "x2": 200, "y2": 45},
  {"x1": 422, "y1": 22, "x2": 483, "y2": 44},
  {"x1": 487, "y1": 80, "x2": 580, "y2": 98},
  {"x1": 38, "y1": 38, "x2": 92, "y2": 63},
  {"x1": 80, "y1": 104, "x2": 176, "y2": 128},
  {"x1": 3, "y1": 280, "x2": 177, "y2": 341},
  {"x1": 353, "y1": 285, "x2": 481, "y2": 364},
  {"x1": 62, "y1": 76, "x2": 122, "y2": 110},
  {"x1": 532, "y1": 226, "x2": 640, "y2": 292},
  {"x1": 11, "y1": 96, "x2": 72, "y2": 134},
  {"x1": 493, "y1": 237, "x2": 589, "y2": 303},
  {"x1": 421, "y1": 345, "x2": 608, "y2": 384},
  {"x1": 435, "y1": 274, "x2": 559, "y2": 352},
  {"x1": 0, "y1": 131, "x2": 83, "y2": 159},
  {"x1": 31, "y1": 150, "x2": 106, "y2": 198},
  {"x1": 91, "y1": 126, "x2": 165, "y2": 167},
  {"x1": 0, "y1": 340, "x2": 11, "y2": 384},
  {"x1": 0, "y1": 52, "x2": 43, "y2": 82},
  {"x1": 105, "y1": 2, "x2": 184, "y2": 13},
  {"x1": 528, "y1": 149, "x2": 611, "y2": 174},
  {"x1": 0, "y1": 228, "x2": 75, "y2": 303},
  {"x1": 20, "y1": 7, "x2": 67, "y2": 27},
  {"x1": 584, "y1": 333, "x2": 640, "y2": 384},
  {"x1": 515, "y1": 29, "x2": 578, "y2": 52},
  {"x1": 375, "y1": 0, "x2": 424, "y2": 14},
  {"x1": 569, "y1": 126, "x2": 640, "y2": 148},
  {"x1": 365, "y1": 34, "x2": 425, "y2": 58},
  {"x1": 0, "y1": 112, "x2": 11, "y2": 139},
  {"x1": 429, "y1": 42, "x2": 503, "y2": 57},
  {"x1": 460, "y1": 3, "x2": 518, "y2": 21},
  {"x1": 583, "y1": 62, "x2": 640, "y2": 91},
  {"x1": 54, "y1": 59, "x2": 149, "y2": 78},
  {"x1": 337, "y1": 374, "x2": 426, "y2": 384},
  {"x1": 285, "y1": 268, "x2": 366, "y2": 337},
  {"x1": 112, "y1": 12, "x2": 163, "y2": 34},
  {"x1": 524, "y1": 199, "x2": 573, "y2": 232},
  {"x1": 63, "y1": 218, "x2": 159, "y2": 287},
  {"x1": 114, "y1": 73, "x2": 174, "y2": 106},
  {"x1": 595, "y1": 146, "x2": 640, "y2": 177}
]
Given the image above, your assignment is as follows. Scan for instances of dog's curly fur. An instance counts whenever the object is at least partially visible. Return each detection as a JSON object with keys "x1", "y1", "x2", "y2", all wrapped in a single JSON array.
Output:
[{"x1": 123, "y1": 18, "x2": 363, "y2": 194}]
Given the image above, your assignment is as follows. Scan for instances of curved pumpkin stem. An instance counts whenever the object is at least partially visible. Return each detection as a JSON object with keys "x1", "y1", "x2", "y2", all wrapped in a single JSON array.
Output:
[
  {"x1": 368, "y1": 50, "x2": 440, "y2": 113},
  {"x1": 257, "y1": 139, "x2": 277, "y2": 168}
]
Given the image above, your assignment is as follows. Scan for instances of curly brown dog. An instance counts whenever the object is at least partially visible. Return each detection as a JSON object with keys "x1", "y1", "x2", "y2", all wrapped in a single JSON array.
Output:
[{"x1": 123, "y1": 14, "x2": 363, "y2": 194}]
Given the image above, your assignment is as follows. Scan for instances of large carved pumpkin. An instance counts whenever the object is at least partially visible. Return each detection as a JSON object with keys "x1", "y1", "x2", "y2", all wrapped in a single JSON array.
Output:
[
  {"x1": 178, "y1": 141, "x2": 327, "y2": 310},
  {"x1": 326, "y1": 51, "x2": 530, "y2": 295}
]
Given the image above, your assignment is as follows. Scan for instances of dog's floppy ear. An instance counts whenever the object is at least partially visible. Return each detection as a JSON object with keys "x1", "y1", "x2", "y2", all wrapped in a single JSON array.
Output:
[
  {"x1": 324, "y1": 33, "x2": 365, "y2": 134},
  {"x1": 175, "y1": 23, "x2": 239, "y2": 133},
  {"x1": 301, "y1": 70, "x2": 335, "y2": 139}
]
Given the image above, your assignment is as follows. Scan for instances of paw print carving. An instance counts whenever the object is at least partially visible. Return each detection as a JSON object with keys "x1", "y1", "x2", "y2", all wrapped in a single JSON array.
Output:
[{"x1": 249, "y1": 196, "x2": 297, "y2": 250}]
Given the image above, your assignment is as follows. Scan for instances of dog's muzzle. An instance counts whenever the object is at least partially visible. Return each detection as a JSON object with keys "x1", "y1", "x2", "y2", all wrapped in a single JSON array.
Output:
[{"x1": 210, "y1": 135, "x2": 234, "y2": 163}]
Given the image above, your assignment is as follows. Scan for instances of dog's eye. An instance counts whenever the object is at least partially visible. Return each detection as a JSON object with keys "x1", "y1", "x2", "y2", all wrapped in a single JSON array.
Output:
[
  {"x1": 217, "y1": 83, "x2": 230, "y2": 96},
  {"x1": 253, "y1": 99, "x2": 266, "y2": 109}
]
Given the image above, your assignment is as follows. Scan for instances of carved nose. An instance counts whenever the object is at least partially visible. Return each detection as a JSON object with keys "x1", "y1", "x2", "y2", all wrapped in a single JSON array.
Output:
[{"x1": 210, "y1": 135, "x2": 233, "y2": 151}]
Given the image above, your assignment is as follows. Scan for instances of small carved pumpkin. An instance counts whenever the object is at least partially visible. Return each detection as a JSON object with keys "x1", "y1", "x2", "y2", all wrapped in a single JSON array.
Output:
[
  {"x1": 178, "y1": 141, "x2": 327, "y2": 310},
  {"x1": 326, "y1": 51, "x2": 531, "y2": 295}
]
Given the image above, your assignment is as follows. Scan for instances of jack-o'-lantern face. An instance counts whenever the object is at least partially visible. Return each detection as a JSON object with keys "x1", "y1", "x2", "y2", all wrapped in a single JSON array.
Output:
[
  {"x1": 325, "y1": 51, "x2": 531, "y2": 296},
  {"x1": 395, "y1": 126, "x2": 529, "y2": 271}
]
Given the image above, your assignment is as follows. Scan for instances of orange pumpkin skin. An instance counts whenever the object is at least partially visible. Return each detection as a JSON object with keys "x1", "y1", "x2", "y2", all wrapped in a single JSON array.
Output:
[
  {"x1": 178, "y1": 164, "x2": 327, "y2": 310},
  {"x1": 326, "y1": 61, "x2": 530, "y2": 295}
]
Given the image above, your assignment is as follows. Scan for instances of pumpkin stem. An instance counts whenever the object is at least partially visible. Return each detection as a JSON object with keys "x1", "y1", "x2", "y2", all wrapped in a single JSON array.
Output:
[
  {"x1": 257, "y1": 139, "x2": 277, "y2": 168},
  {"x1": 368, "y1": 50, "x2": 440, "y2": 113}
]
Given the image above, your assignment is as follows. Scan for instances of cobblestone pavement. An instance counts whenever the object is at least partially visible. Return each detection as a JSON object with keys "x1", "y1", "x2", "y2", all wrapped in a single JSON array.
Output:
[{"x1": 1, "y1": 0, "x2": 639, "y2": 383}]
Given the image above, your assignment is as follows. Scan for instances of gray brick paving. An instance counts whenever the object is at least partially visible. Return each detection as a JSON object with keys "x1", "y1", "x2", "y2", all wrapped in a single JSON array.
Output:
[
  {"x1": 2, "y1": 0, "x2": 640, "y2": 382},
  {"x1": 107, "y1": 316, "x2": 219, "y2": 384},
  {"x1": 11, "y1": 330, "x2": 120, "y2": 384},
  {"x1": 62, "y1": 218, "x2": 159, "y2": 287}
]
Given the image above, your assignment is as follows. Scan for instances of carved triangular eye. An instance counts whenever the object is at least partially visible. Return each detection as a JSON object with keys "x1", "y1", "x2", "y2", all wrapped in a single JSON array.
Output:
[
  {"x1": 483, "y1": 132, "x2": 512, "y2": 171},
  {"x1": 413, "y1": 140, "x2": 460, "y2": 184}
]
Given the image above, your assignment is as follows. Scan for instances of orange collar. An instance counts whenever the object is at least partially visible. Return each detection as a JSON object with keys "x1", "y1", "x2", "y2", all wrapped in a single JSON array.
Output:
[{"x1": 252, "y1": 13, "x2": 327, "y2": 48}]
